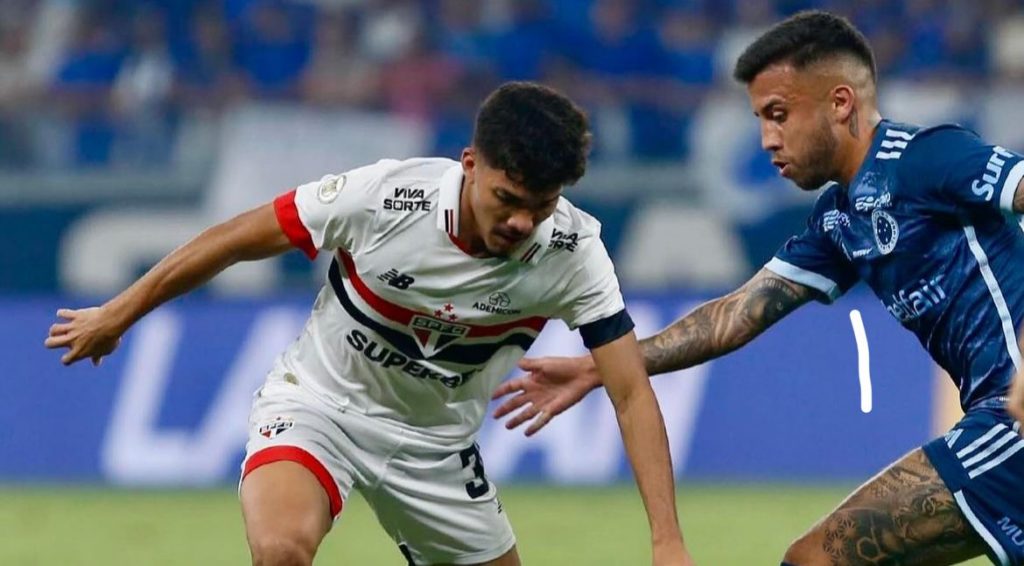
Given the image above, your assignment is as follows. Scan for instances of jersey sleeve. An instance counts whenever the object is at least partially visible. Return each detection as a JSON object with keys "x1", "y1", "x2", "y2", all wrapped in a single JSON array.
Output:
[
  {"x1": 273, "y1": 160, "x2": 389, "y2": 259},
  {"x1": 557, "y1": 235, "x2": 635, "y2": 349},
  {"x1": 899, "y1": 126, "x2": 1024, "y2": 216},
  {"x1": 765, "y1": 205, "x2": 860, "y2": 304}
]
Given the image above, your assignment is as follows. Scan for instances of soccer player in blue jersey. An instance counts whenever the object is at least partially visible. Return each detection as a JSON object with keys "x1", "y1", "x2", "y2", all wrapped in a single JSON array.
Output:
[{"x1": 494, "y1": 11, "x2": 1024, "y2": 566}]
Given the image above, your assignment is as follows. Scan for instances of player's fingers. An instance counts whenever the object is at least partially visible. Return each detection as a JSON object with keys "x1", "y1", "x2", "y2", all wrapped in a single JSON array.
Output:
[
  {"x1": 61, "y1": 343, "x2": 88, "y2": 365},
  {"x1": 517, "y1": 357, "x2": 544, "y2": 372},
  {"x1": 524, "y1": 409, "x2": 554, "y2": 437},
  {"x1": 56, "y1": 308, "x2": 78, "y2": 320},
  {"x1": 493, "y1": 391, "x2": 531, "y2": 419},
  {"x1": 49, "y1": 323, "x2": 72, "y2": 336},
  {"x1": 92, "y1": 355, "x2": 103, "y2": 367},
  {"x1": 505, "y1": 403, "x2": 540, "y2": 430},
  {"x1": 44, "y1": 334, "x2": 75, "y2": 349},
  {"x1": 492, "y1": 377, "x2": 527, "y2": 400}
]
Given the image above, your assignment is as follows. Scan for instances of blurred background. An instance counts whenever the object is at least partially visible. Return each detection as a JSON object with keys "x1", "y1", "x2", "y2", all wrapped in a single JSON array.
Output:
[{"x1": 1, "y1": 0, "x2": 1018, "y2": 563}]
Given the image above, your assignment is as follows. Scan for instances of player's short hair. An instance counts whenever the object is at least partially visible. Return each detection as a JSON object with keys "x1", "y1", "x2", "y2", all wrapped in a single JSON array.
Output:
[
  {"x1": 733, "y1": 10, "x2": 876, "y2": 84},
  {"x1": 473, "y1": 81, "x2": 591, "y2": 192}
]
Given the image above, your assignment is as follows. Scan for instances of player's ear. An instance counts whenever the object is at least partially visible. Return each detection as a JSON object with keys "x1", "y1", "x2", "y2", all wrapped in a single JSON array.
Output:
[
  {"x1": 831, "y1": 84, "x2": 856, "y2": 124},
  {"x1": 461, "y1": 147, "x2": 476, "y2": 173}
]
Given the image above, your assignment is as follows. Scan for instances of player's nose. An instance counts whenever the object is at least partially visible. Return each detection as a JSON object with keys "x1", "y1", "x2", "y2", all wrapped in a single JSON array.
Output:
[
  {"x1": 760, "y1": 121, "x2": 782, "y2": 152},
  {"x1": 506, "y1": 211, "x2": 533, "y2": 236}
]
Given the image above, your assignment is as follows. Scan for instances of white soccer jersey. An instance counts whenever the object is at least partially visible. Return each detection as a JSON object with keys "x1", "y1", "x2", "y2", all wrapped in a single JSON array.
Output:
[{"x1": 271, "y1": 157, "x2": 631, "y2": 441}]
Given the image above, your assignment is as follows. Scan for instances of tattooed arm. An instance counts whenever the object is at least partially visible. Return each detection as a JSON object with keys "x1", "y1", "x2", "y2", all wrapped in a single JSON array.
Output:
[
  {"x1": 642, "y1": 267, "x2": 816, "y2": 375},
  {"x1": 493, "y1": 268, "x2": 817, "y2": 434}
]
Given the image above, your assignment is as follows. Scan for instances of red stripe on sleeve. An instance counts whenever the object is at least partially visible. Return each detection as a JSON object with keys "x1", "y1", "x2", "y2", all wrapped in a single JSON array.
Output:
[
  {"x1": 243, "y1": 445, "x2": 343, "y2": 518},
  {"x1": 273, "y1": 190, "x2": 318, "y2": 260}
]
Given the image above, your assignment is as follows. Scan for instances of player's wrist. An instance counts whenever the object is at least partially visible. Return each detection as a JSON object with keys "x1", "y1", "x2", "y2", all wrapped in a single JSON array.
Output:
[
  {"x1": 582, "y1": 355, "x2": 602, "y2": 389},
  {"x1": 99, "y1": 298, "x2": 138, "y2": 336},
  {"x1": 651, "y1": 532, "x2": 687, "y2": 559}
]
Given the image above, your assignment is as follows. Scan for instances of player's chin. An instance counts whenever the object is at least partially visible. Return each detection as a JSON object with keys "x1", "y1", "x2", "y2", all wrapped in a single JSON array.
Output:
[
  {"x1": 483, "y1": 240, "x2": 513, "y2": 258},
  {"x1": 487, "y1": 236, "x2": 520, "y2": 256},
  {"x1": 792, "y1": 173, "x2": 829, "y2": 191}
]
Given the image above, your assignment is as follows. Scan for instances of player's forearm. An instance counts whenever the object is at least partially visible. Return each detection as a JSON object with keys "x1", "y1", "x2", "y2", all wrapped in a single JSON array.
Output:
[
  {"x1": 104, "y1": 205, "x2": 291, "y2": 333},
  {"x1": 639, "y1": 294, "x2": 750, "y2": 375},
  {"x1": 612, "y1": 383, "x2": 684, "y2": 545},
  {"x1": 640, "y1": 269, "x2": 811, "y2": 375}
]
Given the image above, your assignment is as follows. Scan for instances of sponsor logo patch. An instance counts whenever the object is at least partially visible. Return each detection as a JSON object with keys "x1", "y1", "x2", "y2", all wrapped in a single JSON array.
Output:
[
  {"x1": 473, "y1": 292, "x2": 521, "y2": 315},
  {"x1": 550, "y1": 229, "x2": 580, "y2": 252},
  {"x1": 317, "y1": 174, "x2": 345, "y2": 203},
  {"x1": 258, "y1": 416, "x2": 294, "y2": 439}
]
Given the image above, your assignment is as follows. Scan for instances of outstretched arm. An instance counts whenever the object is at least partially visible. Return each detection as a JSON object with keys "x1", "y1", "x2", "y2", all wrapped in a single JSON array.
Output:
[
  {"x1": 45, "y1": 203, "x2": 293, "y2": 365},
  {"x1": 642, "y1": 267, "x2": 815, "y2": 375},
  {"x1": 494, "y1": 268, "x2": 816, "y2": 433},
  {"x1": 592, "y1": 331, "x2": 693, "y2": 566}
]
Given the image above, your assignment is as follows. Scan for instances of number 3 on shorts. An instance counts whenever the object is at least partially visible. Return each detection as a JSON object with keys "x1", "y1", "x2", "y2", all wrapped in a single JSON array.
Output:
[{"x1": 458, "y1": 444, "x2": 490, "y2": 499}]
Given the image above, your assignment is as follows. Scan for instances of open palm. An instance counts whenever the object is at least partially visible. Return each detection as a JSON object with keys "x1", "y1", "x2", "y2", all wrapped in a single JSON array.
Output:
[{"x1": 491, "y1": 355, "x2": 601, "y2": 436}]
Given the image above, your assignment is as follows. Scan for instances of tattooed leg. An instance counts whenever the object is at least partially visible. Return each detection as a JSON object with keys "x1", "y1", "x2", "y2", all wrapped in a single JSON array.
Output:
[{"x1": 783, "y1": 448, "x2": 988, "y2": 565}]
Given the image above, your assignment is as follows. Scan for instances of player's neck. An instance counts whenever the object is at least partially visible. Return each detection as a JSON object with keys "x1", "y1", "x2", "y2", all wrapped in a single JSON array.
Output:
[
  {"x1": 456, "y1": 176, "x2": 489, "y2": 257},
  {"x1": 837, "y1": 112, "x2": 883, "y2": 186}
]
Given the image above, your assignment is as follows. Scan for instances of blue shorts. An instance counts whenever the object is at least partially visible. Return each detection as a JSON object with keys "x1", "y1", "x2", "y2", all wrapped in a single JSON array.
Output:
[{"x1": 923, "y1": 399, "x2": 1024, "y2": 566}]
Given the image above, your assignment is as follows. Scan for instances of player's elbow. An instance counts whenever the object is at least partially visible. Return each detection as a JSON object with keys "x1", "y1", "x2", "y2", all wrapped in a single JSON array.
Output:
[
  {"x1": 607, "y1": 375, "x2": 653, "y2": 413},
  {"x1": 780, "y1": 532, "x2": 829, "y2": 566}
]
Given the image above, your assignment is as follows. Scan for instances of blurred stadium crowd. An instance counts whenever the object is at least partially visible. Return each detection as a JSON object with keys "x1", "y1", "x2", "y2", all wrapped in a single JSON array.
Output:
[{"x1": 1, "y1": 0, "x2": 1023, "y2": 171}]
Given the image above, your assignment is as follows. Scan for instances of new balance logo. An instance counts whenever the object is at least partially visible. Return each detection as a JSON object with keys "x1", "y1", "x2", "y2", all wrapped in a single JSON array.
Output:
[
  {"x1": 378, "y1": 269, "x2": 415, "y2": 290},
  {"x1": 876, "y1": 129, "x2": 914, "y2": 160},
  {"x1": 955, "y1": 421, "x2": 1024, "y2": 479}
]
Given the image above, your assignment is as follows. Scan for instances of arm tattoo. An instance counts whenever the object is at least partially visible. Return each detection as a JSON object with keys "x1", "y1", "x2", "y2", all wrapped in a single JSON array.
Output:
[{"x1": 640, "y1": 269, "x2": 814, "y2": 375}]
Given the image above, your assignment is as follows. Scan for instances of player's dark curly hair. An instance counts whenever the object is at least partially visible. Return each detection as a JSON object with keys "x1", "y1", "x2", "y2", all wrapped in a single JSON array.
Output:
[
  {"x1": 473, "y1": 82, "x2": 591, "y2": 192},
  {"x1": 733, "y1": 11, "x2": 876, "y2": 84}
]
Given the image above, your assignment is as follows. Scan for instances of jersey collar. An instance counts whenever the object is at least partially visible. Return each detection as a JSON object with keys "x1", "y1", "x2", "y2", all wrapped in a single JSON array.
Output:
[
  {"x1": 846, "y1": 118, "x2": 891, "y2": 192},
  {"x1": 435, "y1": 164, "x2": 553, "y2": 265}
]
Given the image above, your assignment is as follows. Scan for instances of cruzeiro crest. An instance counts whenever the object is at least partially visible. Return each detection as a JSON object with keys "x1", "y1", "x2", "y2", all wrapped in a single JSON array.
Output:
[
  {"x1": 871, "y1": 209, "x2": 899, "y2": 255},
  {"x1": 410, "y1": 314, "x2": 469, "y2": 358}
]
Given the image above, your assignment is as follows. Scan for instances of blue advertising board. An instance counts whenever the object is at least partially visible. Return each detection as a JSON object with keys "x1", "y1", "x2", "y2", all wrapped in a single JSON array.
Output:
[{"x1": 2, "y1": 291, "x2": 936, "y2": 485}]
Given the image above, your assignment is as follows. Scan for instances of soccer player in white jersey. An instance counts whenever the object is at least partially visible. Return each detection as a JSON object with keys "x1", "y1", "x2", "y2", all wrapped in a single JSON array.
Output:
[{"x1": 45, "y1": 82, "x2": 693, "y2": 566}]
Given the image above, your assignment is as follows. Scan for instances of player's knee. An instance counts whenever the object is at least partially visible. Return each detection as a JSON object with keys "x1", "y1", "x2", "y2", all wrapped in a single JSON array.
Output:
[{"x1": 249, "y1": 534, "x2": 317, "y2": 566}]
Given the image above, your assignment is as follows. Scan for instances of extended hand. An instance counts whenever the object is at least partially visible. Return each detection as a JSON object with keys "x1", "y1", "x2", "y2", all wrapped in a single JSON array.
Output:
[
  {"x1": 44, "y1": 307, "x2": 123, "y2": 366},
  {"x1": 491, "y1": 355, "x2": 601, "y2": 436}
]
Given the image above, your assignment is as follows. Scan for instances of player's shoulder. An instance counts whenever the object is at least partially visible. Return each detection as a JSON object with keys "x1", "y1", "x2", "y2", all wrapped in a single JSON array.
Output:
[
  {"x1": 889, "y1": 120, "x2": 981, "y2": 163},
  {"x1": 359, "y1": 157, "x2": 458, "y2": 190},
  {"x1": 541, "y1": 196, "x2": 603, "y2": 259},
  {"x1": 882, "y1": 120, "x2": 983, "y2": 185}
]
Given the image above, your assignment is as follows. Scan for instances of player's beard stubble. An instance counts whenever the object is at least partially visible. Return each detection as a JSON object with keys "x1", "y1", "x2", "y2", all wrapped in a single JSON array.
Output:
[{"x1": 789, "y1": 115, "x2": 841, "y2": 191}]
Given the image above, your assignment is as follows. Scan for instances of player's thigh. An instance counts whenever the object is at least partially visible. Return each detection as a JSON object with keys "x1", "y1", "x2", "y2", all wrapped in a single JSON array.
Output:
[
  {"x1": 240, "y1": 460, "x2": 333, "y2": 557},
  {"x1": 785, "y1": 448, "x2": 987, "y2": 566},
  {"x1": 240, "y1": 378, "x2": 358, "y2": 561},
  {"x1": 365, "y1": 441, "x2": 517, "y2": 566}
]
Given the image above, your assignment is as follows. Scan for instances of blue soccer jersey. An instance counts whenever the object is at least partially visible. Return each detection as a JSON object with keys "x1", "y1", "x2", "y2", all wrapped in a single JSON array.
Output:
[{"x1": 767, "y1": 119, "x2": 1024, "y2": 411}]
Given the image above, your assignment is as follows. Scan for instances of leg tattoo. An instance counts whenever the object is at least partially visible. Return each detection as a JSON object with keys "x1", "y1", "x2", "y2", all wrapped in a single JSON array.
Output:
[{"x1": 793, "y1": 449, "x2": 988, "y2": 565}]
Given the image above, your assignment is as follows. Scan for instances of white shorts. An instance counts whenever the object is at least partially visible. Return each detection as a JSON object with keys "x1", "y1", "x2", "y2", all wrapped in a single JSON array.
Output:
[{"x1": 241, "y1": 374, "x2": 516, "y2": 565}]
